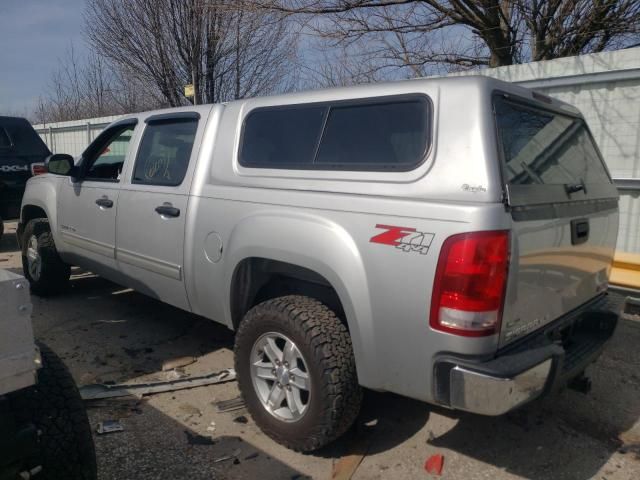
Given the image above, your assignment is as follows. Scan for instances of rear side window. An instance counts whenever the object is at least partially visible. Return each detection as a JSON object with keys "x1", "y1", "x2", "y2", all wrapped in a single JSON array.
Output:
[
  {"x1": 132, "y1": 119, "x2": 198, "y2": 186},
  {"x1": 240, "y1": 106, "x2": 325, "y2": 167},
  {"x1": 494, "y1": 98, "x2": 611, "y2": 186},
  {"x1": 240, "y1": 95, "x2": 430, "y2": 171}
]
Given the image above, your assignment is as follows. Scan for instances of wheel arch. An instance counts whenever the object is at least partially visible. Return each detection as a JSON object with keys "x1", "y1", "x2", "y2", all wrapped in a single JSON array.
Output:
[
  {"x1": 19, "y1": 179, "x2": 59, "y2": 248},
  {"x1": 224, "y1": 212, "x2": 377, "y2": 388},
  {"x1": 18, "y1": 205, "x2": 48, "y2": 249},
  {"x1": 229, "y1": 258, "x2": 346, "y2": 331}
]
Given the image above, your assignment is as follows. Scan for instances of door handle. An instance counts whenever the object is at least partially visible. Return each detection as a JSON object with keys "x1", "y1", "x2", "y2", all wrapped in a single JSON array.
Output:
[
  {"x1": 95, "y1": 197, "x2": 113, "y2": 208},
  {"x1": 155, "y1": 205, "x2": 180, "y2": 217}
]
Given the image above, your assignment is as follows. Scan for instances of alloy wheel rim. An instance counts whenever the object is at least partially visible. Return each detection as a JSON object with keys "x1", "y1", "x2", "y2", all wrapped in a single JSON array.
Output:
[
  {"x1": 26, "y1": 235, "x2": 41, "y2": 281},
  {"x1": 250, "y1": 332, "x2": 311, "y2": 422}
]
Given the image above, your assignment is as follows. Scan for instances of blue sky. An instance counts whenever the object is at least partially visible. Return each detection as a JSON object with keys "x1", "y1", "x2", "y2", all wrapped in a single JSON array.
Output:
[{"x1": 0, "y1": 0, "x2": 87, "y2": 117}]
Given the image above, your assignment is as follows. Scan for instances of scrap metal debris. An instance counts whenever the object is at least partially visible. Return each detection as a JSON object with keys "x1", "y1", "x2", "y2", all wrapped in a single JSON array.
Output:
[
  {"x1": 96, "y1": 420, "x2": 124, "y2": 435},
  {"x1": 213, "y1": 449, "x2": 242, "y2": 464},
  {"x1": 424, "y1": 454, "x2": 444, "y2": 476},
  {"x1": 80, "y1": 368, "x2": 236, "y2": 400},
  {"x1": 215, "y1": 396, "x2": 245, "y2": 413},
  {"x1": 162, "y1": 356, "x2": 197, "y2": 371},
  {"x1": 85, "y1": 398, "x2": 144, "y2": 417},
  {"x1": 164, "y1": 368, "x2": 189, "y2": 381}
]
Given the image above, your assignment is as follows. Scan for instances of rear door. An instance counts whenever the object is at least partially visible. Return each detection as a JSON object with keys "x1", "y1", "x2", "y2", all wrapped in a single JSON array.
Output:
[
  {"x1": 115, "y1": 112, "x2": 202, "y2": 311},
  {"x1": 494, "y1": 94, "x2": 619, "y2": 346}
]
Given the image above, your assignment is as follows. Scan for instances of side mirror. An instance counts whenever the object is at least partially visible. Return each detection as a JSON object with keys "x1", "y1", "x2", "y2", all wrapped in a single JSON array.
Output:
[{"x1": 46, "y1": 154, "x2": 76, "y2": 177}]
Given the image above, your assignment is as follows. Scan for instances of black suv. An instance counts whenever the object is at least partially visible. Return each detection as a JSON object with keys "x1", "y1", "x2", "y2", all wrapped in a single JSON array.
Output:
[{"x1": 0, "y1": 117, "x2": 51, "y2": 232}]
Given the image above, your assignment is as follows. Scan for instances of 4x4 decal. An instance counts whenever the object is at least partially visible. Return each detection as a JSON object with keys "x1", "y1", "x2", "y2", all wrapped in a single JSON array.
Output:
[
  {"x1": 370, "y1": 224, "x2": 434, "y2": 255},
  {"x1": 0, "y1": 164, "x2": 28, "y2": 173}
]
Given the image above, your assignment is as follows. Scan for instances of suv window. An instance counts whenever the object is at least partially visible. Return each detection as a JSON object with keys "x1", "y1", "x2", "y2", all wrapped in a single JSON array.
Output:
[
  {"x1": 1, "y1": 119, "x2": 50, "y2": 156},
  {"x1": 132, "y1": 119, "x2": 198, "y2": 186},
  {"x1": 84, "y1": 126, "x2": 135, "y2": 182},
  {"x1": 494, "y1": 97, "x2": 611, "y2": 186},
  {"x1": 0, "y1": 128, "x2": 11, "y2": 149},
  {"x1": 239, "y1": 95, "x2": 430, "y2": 171}
]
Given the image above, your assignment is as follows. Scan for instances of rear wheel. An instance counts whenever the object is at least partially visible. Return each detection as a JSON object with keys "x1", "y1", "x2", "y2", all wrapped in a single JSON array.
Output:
[
  {"x1": 235, "y1": 295, "x2": 362, "y2": 452},
  {"x1": 21, "y1": 218, "x2": 70, "y2": 295}
]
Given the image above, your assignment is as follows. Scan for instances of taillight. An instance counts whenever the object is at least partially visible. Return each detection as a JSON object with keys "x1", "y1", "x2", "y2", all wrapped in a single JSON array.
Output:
[
  {"x1": 430, "y1": 230, "x2": 509, "y2": 337},
  {"x1": 31, "y1": 163, "x2": 47, "y2": 176}
]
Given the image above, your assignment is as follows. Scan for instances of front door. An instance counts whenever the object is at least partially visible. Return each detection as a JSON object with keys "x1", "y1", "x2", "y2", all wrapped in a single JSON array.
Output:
[
  {"x1": 57, "y1": 120, "x2": 137, "y2": 273},
  {"x1": 115, "y1": 113, "x2": 201, "y2": 311}
]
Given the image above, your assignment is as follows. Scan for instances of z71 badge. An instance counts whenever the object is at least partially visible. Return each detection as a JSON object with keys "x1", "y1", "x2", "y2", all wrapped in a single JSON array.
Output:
[{"x1": 370, "y1": 224, "x2": 434, "y2": 255}]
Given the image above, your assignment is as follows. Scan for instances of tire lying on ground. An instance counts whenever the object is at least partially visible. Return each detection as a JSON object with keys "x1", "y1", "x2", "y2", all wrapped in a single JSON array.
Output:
[
  {"x1": 21, "y1": 218, "x2": 70, "y2": 296},
  {"x1": 10, "y1": 342, "x2": 97, "y2": 480},
  {"x1": 234, "y1": 295, "x2": 363, "y2": 452}
]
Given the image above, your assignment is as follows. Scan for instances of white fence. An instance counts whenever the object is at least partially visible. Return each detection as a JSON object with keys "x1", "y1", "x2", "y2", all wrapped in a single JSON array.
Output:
[
  {"x1": 33, "y1": 47, "x2": 640, "y2": 253},
  {"x1": 33, "y1": 115, "x2": 123, "y2": 157}
]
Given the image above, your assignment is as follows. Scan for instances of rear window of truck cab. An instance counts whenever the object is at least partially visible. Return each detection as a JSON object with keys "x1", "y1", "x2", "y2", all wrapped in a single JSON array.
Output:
[
  {"x1": 494, "y1": 97, "x2": 611, "y2": 186},
  {"x1": 239, "y1": 95, "x2": 431, "y2": 171},
  {"x1": 493, "y1": 95, "x2": 615, "y2": 206}
]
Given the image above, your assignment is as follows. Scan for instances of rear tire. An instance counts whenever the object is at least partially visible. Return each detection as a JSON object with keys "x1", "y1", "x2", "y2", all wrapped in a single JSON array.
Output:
[
  {"x1": 21, "y1": 218, "x2": 70, "y2": 296},
  {"x1": 235, "y1": 295, "x2": 362, "y2": 452},
  {"x1": 10, "y1": 342, "x2": 97, "y2": 480}
]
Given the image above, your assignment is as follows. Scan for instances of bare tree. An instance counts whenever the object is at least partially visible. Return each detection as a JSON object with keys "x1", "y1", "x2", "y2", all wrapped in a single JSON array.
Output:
[
  {"x1": 34, "y1": 45, "x2": 165, "y2": 123},
  {"x1": 261, "y1": 0, "x2": 640, "y2": 77},
  {"x1": 84, "y1": 0, "x2": 298, "y2": 107}
]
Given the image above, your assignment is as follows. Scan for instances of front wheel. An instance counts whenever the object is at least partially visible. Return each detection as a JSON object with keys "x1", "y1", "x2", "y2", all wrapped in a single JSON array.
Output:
[
  {"x1": 234, "y1": 295, "x2": 362, "y2": 452},
  {"x1": 21, "y1": 218, "x2": 70, "y2": 296}
]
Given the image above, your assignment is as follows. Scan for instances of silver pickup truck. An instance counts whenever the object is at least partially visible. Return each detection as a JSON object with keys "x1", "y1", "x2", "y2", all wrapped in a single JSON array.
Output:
[{"x1": 18, "y1": 76, "x2": 620, "y2": 451}]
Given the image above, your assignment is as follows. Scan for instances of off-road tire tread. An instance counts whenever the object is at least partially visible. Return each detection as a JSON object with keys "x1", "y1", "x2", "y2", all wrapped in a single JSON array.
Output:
[
  {"x1": 11, "y1": 342, "x2": 97, "y2": 479},
  {"x1": 235, "y1": 295, "x2": 362, "y2": 452},
  {"x1": 22, "y1": 218, "x2": 70, "y2": 295}
]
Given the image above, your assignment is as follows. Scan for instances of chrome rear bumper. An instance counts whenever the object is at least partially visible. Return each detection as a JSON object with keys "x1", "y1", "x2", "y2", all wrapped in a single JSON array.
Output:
[
  {"x1": 433, "y1": 294, "x2": 619, "y2": 416},
  {"x1": 449, "y1": 359, "x2": 552, "y2": 415}
]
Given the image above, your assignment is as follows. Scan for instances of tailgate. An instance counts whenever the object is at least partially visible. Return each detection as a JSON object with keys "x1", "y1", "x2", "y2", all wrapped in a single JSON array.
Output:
[{"x1": 494, "y1": 94, "x2": 619, "y2": 346}]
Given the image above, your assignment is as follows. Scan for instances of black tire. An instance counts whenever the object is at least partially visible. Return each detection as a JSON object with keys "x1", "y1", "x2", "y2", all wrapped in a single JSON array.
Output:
[
  {"x1": 235, "y1": 295, "x2": 362, "y2": 452},
  {"x1": 10, "y1": 342, "x2": 97, "y2": 480},
  {"x1": 21, "y1": 218, "x2": 70, "y2": 296}
]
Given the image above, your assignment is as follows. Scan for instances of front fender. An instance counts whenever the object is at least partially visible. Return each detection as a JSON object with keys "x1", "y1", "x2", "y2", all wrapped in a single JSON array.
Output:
[
  {"x1": 224, "y1": 210, "x2": 378, "y2": 389},
  {"x1": 20, "y1": 176, "x2": 59, "y2": 235}
]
